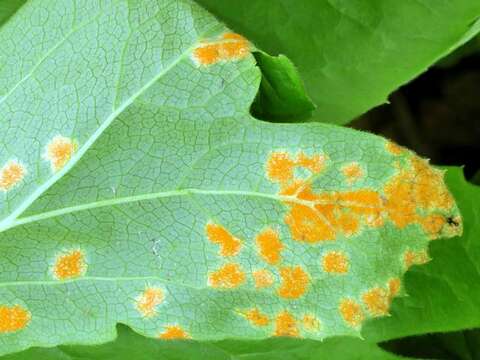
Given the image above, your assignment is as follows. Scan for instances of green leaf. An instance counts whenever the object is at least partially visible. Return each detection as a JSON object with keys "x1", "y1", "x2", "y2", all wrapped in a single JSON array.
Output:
[
  {"x1": 0, "y1": 0, "x2": 461, "y2": 355},
  {"x1": 363, "y1": 167, "x2": 480, "y2": 342},
  {"x1": 0, "y1": 0, "x2": 25, "y2": 27},
  {"x1": 195, "y1": 0, "x2": 480, "y2": 124},
  {"x1": 2, "y1": 324, "x2": 410, "y2": 360},
  {"x1": 251, "y1": 52, "x2": 315, "y2": 122}
]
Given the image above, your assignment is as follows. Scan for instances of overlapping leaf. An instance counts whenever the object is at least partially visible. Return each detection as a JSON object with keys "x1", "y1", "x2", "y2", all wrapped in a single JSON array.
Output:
[{"x1": 0, "y1": 0, "x2": 462, "y2": 356}]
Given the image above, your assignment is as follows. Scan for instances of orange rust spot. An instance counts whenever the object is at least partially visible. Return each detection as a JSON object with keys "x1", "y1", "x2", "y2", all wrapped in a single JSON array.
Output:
[
  {"x1": 404, "y1": 249, "x2": 430, "y2": 269},
  {"x1": 0, "y1": 160, "x2": 26, "y2": 191},
  {"x1": 388, "y1": 278, "x2": 401, "y2": 299},
  {"x1": 322, "y1": 251, "x2": 349, "y2": 274},
  {"x1": 135, "y1": 287, "x2": 164, "y2": 317},
  {"x1": 277, "y1": 266, "x2": 309, "y2": 299},
  {"x1": 342, "y1": 162, "x2": 363, "y2": 185},
  {"x1": 274, "y1": 311, "x2": 299, "y2": 337},
  {"x1": 302, "y1": 314, "x2": 320, "y2": 332},
  {"x1": 52, "y1": 249, "x2": 86, "y2": 280},
  {"x1": 285, "y1": 203, "x2": 335, "y2": 243},
  {"x1": 256, "y1": 227, "x2": 283, "y2": 265},
  {"x1": 420, "y1": 214, "x2": 447, "y2": 238},
  {"x1": 193, "y1": 32, "x2": 250, "y2": 66},
  {"x1": 296, "y1": 152, "x2": 326, "y2": 174},
  {"x1": 245, "y1": 308, "x2": 269, "y2": 326},
  {"x1": 266, "y1": 151, "x2": 295, "y2": 184},
  {"x1": 0, "y1": 305, "x2": 31, "y2": 333},
  {"x1": 205, "y1": 223, "x2": 242, "y2": 257},
  {"x1": 158, "y1": 325, "x2": 190, "y2": 340},
  {"x1": 362, "y1": 288, "x2": 390, "y2": 316},
  {"x1": 209, "y1": 263, "x2": 246, "y2": 289},
  {"x1": 385, "y1": 141, "x2": 405, "y2": 155},
  {"x1": 339, "y1": 299, "x2": 364, "y2": 328},
  {"x1": 44, "y1": 135, "x2": 77, "y2": 171},
  {"x1": 252, "y1": 269, "x2": 275, "y2": 289}
]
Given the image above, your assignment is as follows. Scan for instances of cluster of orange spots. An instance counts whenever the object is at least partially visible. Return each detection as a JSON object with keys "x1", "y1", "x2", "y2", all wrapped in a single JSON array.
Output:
[
  {"x1": 265, "y1": 150, "x2": 459, "y2": 243},
  {"x1": 341, "y1": 162, "x2": 363, "y2": 185},
  {"x1": 52, "y1": 249, "x2": 87, "y2": 280},
  {"x1": 252, "y1": 269, "x2": 275, "y2": 289},
  {"x1": 404, "y1": 249, "x2": 430, "y2": 269},
  {"x1": 135, "y1": 287, "x2": 164, "y2": 318},
  {"x1": 339, "y1": 299, "x2": 364, "y2": 328},
  {"x1": 277, "y1": 266, "x2": 309, "y2": 299},
  {"x1": 43, "y1": 135, "x2": 77, "y2": 171},
  {"x1": 0, "y1": 160, "x2": 26, "y2": 191},
  {"x1": 0, "y1": 305, "x2": 31, "y2": 333},
  {"x1": 158, "y1": 325, "x2": 190, "y2": 340},
  {"x1": 362, "y1": 288, "x2": 390, "y2": 316},
  {"x1": 322, "y1": 251, "x2": 349, "y2": 274},
  {"x1": 274, "y1": 311, "x2": 299, "y2": 337},
  {"x1": 192, "y1": 32, "x2": 250, "y2": 66},
  {"x1": 384, "y1": 157, "x2": 457, "y2": 236},
  {"x1": 245, "y1": 308, "x2": 270, "y2": 326},
  {"x1": 208, "y1": 263, "x2": 246, "y2": 289},
  {"x1": 206, "y1": 223, "x2": 242, "y2": 257},
  {"x1": 285, "y1": 187, "x2": 384, "y2": 242},
  {"x1": 302, "y1": 314, "x2": 321, "y2": 332},
  {"x1": 266, "y1": 151, "x2": 326, "y2": 187},
  {"x1": 256, "y1": 227, "x2": 284, "y2": 265}
]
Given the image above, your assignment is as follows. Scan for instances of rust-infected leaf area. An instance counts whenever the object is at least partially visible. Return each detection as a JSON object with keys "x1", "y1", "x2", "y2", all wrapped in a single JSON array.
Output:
[
  {"x1": 206, "y1": 222, "x2": 242, "y2": 257},
  {"x1": 43, "y1": 135, "x2": 77, "y2": 172},
  {"x1": 265, "y1": 149, "x2": 461, "y2": 243},
  {"x1": 208, "y1": 263, "x2": 246, "y2": 289},
  {"x1": 274, "y1": 311, "x2": 299, "y2": 337},
  {"x1": 0, "y1": 305, "x2": 31, "y2": 333},
  {"x1": 192, "y1": 32, "x2": 250, "y2": 66}
]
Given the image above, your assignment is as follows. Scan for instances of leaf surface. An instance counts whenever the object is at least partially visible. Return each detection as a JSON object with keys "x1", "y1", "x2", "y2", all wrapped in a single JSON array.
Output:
[
  {"x1": 196, "y1": 0, "x2": 480, "y2": 124},
  {"x1": 0, "y1": 0, "x2": 461, "y2": 355}
]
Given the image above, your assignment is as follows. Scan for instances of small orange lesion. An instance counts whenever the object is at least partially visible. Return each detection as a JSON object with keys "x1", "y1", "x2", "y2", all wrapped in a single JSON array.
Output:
[
  {"x1": 208, "y1": 263, "x2": 246, "y2": 289},
  {"x1": 0, "y1": 160, "x2": 26, "y2": 191},
  {"x1": 252, "y1": 269, "x2": 275, "y2": 289},
  {"x1": 274, "y1": 311, "x2": 299, "y2": 337},
  {"x1": 52, "y1": 249, "x2": 87, "y2": 280},
  {"x1": 256, "y1": 227, "x2": 284, "y2": 265},
  {"x1": 0, "y1": 305, "x2": 31, "y2": 333},
  {"x1": 388, "y1": 278, "x2": 401, "y2": 299},
  {"x1": 322, "y1": 251, "x2": 349, "y2": 274},
  {"x1": 339, "y1": 299, "x2": 364, "y2": 328},
  {"x1": 135, "y1": 287, "x2": 164, "y2": 318},
  {"x1": 362, "y1": 287, "x2": 390, "y2": 316},
  {"x1": 43, "y1": 135, "x2": 78, "y2": 171},
  {"x1": 385, "y1": 141, "x2": 405, "y2": 155},
  {"x1": 420, "y1": 214, "x2": 447, "y2": 238},
  {"x1": 302, "y1": 314, "x2": 320, "y2": 332},
  {"x1": 404, "y1": 249, "x2": 430, "y2": 269},
  {"x1": 244, "y1": 308, "x2": 269, "y2": 327},
  {"x1": 285, "y1": 202, "x2": 336, "y2": 243},
  {"x1": 193, "y1": 32, "x2": 250, "y2": 66},
  {"x1": 277, "y1": 266, "x2": 309, "y2": 299},
  {"x1": 266, "y1": 151, "x2": 296, "y2": 184},
  {"x1": 158, "y1": 325, "x2": 190, "y2": 340},
  {"x1": 341, "y1": 162, "x2": 364, "y2": 185},
  {"x1": 205, "y1": 223, "x2": 242, "y2": 257},
  {"x1": 296, "y1": 152, "x2": 326, "y2": 174}
]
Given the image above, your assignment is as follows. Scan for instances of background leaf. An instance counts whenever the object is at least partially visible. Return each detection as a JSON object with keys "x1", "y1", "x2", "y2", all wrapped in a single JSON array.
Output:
[
  {"x1": 0, "y1": 0, "x2": 24, "y2": 27},
  {"x1": 196, "y1": 0, "x2": 480, "y2": 124}
]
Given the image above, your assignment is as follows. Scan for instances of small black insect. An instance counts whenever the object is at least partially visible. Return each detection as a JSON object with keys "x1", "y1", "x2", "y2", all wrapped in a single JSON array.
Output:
[{"x1": 446, "y1": 216, "x2": 460, "y2": 227}]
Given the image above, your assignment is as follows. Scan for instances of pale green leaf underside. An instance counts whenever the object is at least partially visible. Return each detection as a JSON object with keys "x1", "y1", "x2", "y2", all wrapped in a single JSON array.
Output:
[{"x1": 0, "y1": 0, "x2": 461, "y2": 356}]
